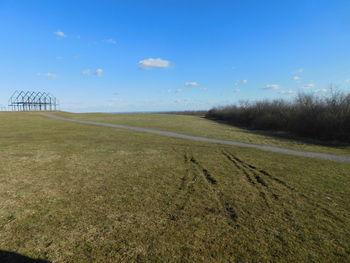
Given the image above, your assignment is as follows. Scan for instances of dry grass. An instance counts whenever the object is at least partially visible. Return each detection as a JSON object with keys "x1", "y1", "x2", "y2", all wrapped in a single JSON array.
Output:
[
  {"x1": 56, "y1": 111, "x2": 350, "y2": 156},
  {"x1": 1, "y1": 112, "x2": 350, "y2": 262}
]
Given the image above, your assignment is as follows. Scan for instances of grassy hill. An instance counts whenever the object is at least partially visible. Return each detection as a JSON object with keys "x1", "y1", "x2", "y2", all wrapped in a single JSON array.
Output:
[{"x1": 1, "y1": 112, "x2": 350, "y2": 262}]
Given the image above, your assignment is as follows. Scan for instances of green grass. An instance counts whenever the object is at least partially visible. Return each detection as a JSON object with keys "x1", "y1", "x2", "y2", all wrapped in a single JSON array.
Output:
[
  {"x1": 1, "y1": 112, "x2": 350, "y2": 262},
  {"x1": 56, "y1": 111, "x2": 350, "y2": 156}
]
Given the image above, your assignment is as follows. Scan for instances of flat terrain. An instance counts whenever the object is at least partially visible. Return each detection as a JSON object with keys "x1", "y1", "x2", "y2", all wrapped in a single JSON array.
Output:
[
  {"x1": 44, "y1": 113, "x2": 350, "y2": 163},
  {"x1": 1, "y1": 112, "x2": 350, "y2": 262},
  {"x1": 55, "y1": 112, "x2": 350, "y2": 156}
]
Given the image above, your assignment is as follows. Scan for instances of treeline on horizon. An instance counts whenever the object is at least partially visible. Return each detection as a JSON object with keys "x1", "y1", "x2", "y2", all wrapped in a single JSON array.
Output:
[{"x1": 206, "y1": 91, "x2": 350, "y2": 142}]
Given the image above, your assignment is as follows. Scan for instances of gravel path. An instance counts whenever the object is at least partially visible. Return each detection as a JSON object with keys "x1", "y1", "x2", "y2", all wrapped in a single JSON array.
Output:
[{"x1": 43, "y1": 114, "x2": 350, "y2": 163}]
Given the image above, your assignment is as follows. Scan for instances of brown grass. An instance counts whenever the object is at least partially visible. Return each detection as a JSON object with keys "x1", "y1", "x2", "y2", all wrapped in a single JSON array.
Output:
[{"x1": 0, "y1": 112, "x2": 349, "y2": 262}]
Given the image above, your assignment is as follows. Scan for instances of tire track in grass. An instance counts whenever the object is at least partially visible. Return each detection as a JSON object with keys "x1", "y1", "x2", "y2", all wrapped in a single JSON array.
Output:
[
  {"x1": 167, "y1": 154, "x2": 198, "y2": 221},
  {"x1": 188, "y1": 157, "x2": 217, "y2": 185},
  {"x1": 168, "y1": 153, "x2": 239, "y2": 227},
  {"x1": 188, "y1": 156, "x2": 238, "y2": 225},
  {"x1": 222, "y1": 151, "x2": 343, "y2": 222},
  {"x1": 223, "y1": 151, "x2": 293, "y2": 191},
  {"x1": 222, "y1": 151, "x2": 278, "y2": 207}
]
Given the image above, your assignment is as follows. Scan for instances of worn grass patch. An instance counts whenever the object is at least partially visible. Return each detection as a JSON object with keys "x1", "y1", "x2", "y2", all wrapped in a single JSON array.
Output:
[{"x1": 0, "y1": 112, "x2": 350, "y2": 262}]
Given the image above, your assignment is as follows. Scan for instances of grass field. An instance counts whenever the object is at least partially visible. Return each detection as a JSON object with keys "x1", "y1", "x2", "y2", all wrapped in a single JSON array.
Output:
[
  {"x1": 56, "y1": 111, "x2": 350, "y2": 156},
  {"x1": 1, "y1": 112, "x2": 350, "y2": 262}
]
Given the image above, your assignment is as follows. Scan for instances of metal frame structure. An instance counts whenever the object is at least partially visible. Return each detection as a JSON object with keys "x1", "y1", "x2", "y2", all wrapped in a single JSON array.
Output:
[{"x1": 8, "y1": 91, "x2": 59, "y2": 111}]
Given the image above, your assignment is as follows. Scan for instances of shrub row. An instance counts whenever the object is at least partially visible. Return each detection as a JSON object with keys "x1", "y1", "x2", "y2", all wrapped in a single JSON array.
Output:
[{"x1": 206, "y1": 92, "x2": 350, "y2": 141}]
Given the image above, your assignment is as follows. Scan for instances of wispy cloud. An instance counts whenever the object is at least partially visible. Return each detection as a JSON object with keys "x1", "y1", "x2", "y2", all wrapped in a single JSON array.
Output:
[
  {"x1": 108, "y1": 98, "x2": 123, "y2": 103},
  {"x1": 138, "y1": 58, "x2": 171, "y2": 69},
  {"x1": 184, "y1": 81, "x2": 199, "y2": 87},
  {"x1": 95, "y1": 68, "x2": 104, "y2": 77},
  {"x1": 303, "y1": 83, "x2": 316, "y2": 89},
  {"x1": 345, "y1": 78, "x2": 350, "y2": 83},
  {"x1": 234, "y1": 88, "x2": 240, "y2": 93},
  {"x1": 292, "y1": 76, "x2": 301, "y2": 81},
  {"x1": 103, "y1": 39, "x2": 117, "y2": 44},
  {"x1": 165, "y1": 88, "x2": 184, "y2": 94},
  {"x1": 265, "y1": 84, "x2": 281, "y2": 89},
  {"x1": 200, "y1": 88, "x2": 208, "y2": 91},
  {"x1": 37, "y1": 72, "x2": 59, "y2": 79},
  {"x1": 296, "y1": 68, "x2": 304, "y2": 73},
  {"x1": 81, "y1": 69, "x2": 92, "y2": 75},
  {"x1": 54, "y1": 30, "x2": 67, "y2": 38},
  {"x1": 234, "y1": 80, "x2": 248, "y2": 86},
  {"x1": 280, "y1": 90, "x2": 296, "y2": 94},
  {"x1": 314, "y1": 88, "x2": 329, "y2": 93},
  {"x1": 81, "y1": 68, "x2": 104, "y2": 77}
]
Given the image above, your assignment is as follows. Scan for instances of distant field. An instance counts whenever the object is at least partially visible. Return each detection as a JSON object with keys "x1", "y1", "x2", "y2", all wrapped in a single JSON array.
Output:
[
  {"x1": 1, "y1": 112, "x2": 350, "y2": 262},
  {"x1": 57, "y1": 111, "x2": 350, "y2": 156}
]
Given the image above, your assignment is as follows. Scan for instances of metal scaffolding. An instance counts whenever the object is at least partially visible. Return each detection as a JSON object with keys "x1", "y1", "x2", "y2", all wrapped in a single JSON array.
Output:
[{"x1": 8, "y1": 91, "x2": 59, "y2": 111}]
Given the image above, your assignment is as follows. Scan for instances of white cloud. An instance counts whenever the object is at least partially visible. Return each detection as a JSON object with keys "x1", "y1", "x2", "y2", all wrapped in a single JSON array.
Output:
[
  {"x1": 314, "y1": 88, "x2": 329, "y2": 93},
  {"x1": 345, "y1": 78, "x2": 350, "y2": 83},
  {"x1": 54, "y1": 30, "x2": 67, "y2": 38},
  {"x1": 81, "y1": 69, "x2": 93, "y2": 75},
  {"x1": 265, "y1": 84, "x2": 281, "y2": 89},
  {"x1": 37, "y1": 72, "x2": 59, "y2": 79},
  {"x1": 103, "y1": 39, "x2": 117, "y2": 44},
  {"x1": 138, "y1": 58, "x2": 171, "y2": 69},
  {"x1": 234, "y1": 80, "x2": 248, "y2": 86},
  {"x1": 200, "y1": 88, "x2": 208, "y2": 91},
  {"x1": 280, "y1": 90, "x2": 296, "y2": 94},
  {"x1": 81, "y1": 68, "x2": 104, "y2": 77},
  {"x1": 303, "y1": 83, "x2": 316, "y2": 89},
  {"x1": 95, "y1": 68, "x2": 104, "y2": 77},
  {"x1": 108, "y1": 98, "x2": 123, "y2": 103},
  {"x1": 293, "y1": 76, "x2": 301, "y2": 81},
  {"x1": 184, "y1": 81, "x2": 199, "y2": 87}
]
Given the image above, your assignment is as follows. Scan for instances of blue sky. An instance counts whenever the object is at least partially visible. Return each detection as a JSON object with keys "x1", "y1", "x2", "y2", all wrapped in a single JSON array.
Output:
[{"x1": 1, "y1": 0, "x2": 350, "y2": 112}]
